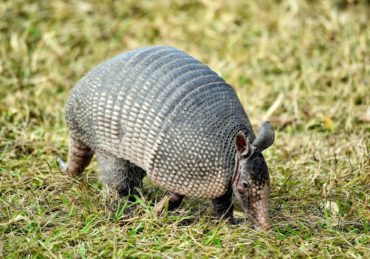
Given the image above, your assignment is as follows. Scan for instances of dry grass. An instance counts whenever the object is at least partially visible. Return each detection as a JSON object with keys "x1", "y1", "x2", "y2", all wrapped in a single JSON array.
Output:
[{"x1": 0, "y1": 0, "x2": 369, "y2": 257}]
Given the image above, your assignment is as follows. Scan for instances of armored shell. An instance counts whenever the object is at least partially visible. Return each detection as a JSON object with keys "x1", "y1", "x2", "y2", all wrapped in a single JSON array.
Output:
[{"x1": 65, "y1": 46, "x2": 255, "y2": 198}]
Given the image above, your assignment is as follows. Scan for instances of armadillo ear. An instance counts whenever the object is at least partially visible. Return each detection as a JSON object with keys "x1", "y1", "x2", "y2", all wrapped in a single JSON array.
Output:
[
  {"x1": 235, "y1": 131, "x2": 249, "y2": 154},
  {"x1": 253, "y1": 121, "x2": 275, "y2": 151}
]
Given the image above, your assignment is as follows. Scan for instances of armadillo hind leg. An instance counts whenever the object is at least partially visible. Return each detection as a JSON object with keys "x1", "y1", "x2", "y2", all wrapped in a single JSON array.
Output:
[
  {"x1": 95, "y1": 152, "x2": 145, "y2": 199},
  {"x1": 155, "y1": 193, "x2": 184, "y2": 216},
  {"x1": 211, "y1": 187, "x2": 234, "y2": 223},
  {"x1": 59, "y1": 136, "x2": 93, "y2": 177}
]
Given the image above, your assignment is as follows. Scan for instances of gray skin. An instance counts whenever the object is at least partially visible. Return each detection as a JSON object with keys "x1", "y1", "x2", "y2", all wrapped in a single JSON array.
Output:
[{"x1": 58, "y1": 46, "x2": 275, "y2": 229}]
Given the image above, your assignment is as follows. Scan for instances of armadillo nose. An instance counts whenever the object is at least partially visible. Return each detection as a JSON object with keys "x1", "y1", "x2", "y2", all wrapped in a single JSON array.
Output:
[{"x1": 250, "y1": 216, "x2": 270, "y2": 231}]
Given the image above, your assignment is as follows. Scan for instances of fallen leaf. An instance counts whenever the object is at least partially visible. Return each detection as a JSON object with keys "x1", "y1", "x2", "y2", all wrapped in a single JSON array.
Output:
[{"x1": 323, "y1": 116, "x2": 334, "y2": 131}]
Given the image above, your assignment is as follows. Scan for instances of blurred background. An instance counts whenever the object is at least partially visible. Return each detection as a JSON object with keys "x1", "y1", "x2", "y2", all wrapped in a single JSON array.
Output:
[
  {"x1": 0, "y1": 0, "x2": 369, "y2": 257},
  {"x1": 1, "y1": 0, "x2": 369, "y2": 128}
]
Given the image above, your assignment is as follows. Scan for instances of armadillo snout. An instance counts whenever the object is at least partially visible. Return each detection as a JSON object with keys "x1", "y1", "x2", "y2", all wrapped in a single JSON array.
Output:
[
  {"x1": 249, "y1": 210, "x2": 270, "y2": 230},
  {"x1": 248, "y1": 183, "x2": 270, "y2": 230}
]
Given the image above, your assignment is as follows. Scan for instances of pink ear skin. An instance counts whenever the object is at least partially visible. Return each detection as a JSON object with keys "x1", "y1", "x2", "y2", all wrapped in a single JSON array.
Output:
[
  {"x1": 235, "y1": 132, "x2": 249, "y2": 155},
  {"x1": 233, "y1": 132, "x2": 250, "y2": 196}
]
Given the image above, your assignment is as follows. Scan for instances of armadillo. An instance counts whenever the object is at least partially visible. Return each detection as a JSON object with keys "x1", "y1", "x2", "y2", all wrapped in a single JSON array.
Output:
[{"x1": 59, "y1": 46, "x2": 275, "y2": 229}]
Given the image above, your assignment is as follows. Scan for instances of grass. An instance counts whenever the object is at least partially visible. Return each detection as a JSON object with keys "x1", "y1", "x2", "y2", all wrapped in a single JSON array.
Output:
[{"x1": 0, "y1": 0, "x2": 369, "y2": 257}]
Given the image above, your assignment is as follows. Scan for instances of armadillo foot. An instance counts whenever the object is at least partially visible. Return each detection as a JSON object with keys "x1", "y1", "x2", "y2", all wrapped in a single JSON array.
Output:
[
  {"x1": 155, "y1": 192, "x2": 184, "y2": 216},
  {"x1": 102, "y1": 184, "x2": 121, "y2": 212}
]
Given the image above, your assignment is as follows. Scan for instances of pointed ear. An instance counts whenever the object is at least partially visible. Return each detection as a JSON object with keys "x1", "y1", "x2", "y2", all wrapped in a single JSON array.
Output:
[
  {"x1": 253, "y1": 121, "x2": 275, "y2": 151},
  {"x1": 235, "y1": 131, "x2": 249, "y2": 154}
]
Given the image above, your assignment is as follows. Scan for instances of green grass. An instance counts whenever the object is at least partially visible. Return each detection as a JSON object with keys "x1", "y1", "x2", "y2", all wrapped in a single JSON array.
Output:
[{"x1": 0, "y1": 0, "x2": 369, "y2": 257}]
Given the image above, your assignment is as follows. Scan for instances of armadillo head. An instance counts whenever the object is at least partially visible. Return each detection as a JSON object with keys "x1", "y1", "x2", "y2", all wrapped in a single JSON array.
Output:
[{"x1": 232, "y1": 121, "x2": 275, "y2": 230}]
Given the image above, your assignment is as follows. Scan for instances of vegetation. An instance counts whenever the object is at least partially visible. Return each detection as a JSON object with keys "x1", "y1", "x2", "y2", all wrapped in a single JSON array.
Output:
[{"x1": 0, "y1": 0, "x2": 369, "y2": 257}]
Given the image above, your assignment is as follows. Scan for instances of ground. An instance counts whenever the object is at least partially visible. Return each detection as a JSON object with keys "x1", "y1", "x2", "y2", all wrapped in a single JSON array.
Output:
[{"x1": 0, "y1": 0, "x2": 369, "y2": 257}]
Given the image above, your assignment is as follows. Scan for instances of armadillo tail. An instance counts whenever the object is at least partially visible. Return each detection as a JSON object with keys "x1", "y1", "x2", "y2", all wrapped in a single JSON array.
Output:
[
  {"x1": 57, "y1": 156, "x2": 67, "y2": 172},
  {"x1": 60, "y1": 136, "x2": 94, "y2": 177}
]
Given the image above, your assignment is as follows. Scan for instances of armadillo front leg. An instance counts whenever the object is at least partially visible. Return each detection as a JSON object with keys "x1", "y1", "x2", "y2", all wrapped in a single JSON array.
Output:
[
  {"x1": 58, "y1": 136, "x2": 93, "y2": 177},
  {"x1": 212, "y1": 187, "x2": 234, "y2": 223}
]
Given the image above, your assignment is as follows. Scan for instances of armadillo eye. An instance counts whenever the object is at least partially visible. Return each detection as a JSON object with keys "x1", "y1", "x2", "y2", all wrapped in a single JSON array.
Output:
[
  {"x1": 242, "y1": 149, "x2": 251, "y2": 158},
  {"x1": 242, "y1": 181, "x2": 250, "y2": 189}
]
